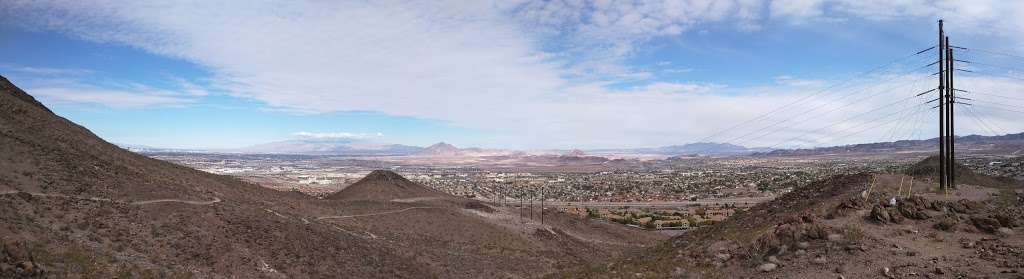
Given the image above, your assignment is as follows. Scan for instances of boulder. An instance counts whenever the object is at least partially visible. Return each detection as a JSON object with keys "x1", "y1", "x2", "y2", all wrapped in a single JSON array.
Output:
[
  {"x1": 898, "y1": 202, "x2": 930, "y2": 220},
  {"x1": 804, "y1": 224, "x2": 830, "y2": 240},
  {"x1": 2, "y1": 239, "x2": 29, "y2": 262},
  {"x1": 993, "y1": 212, "x2": 1018, "y2": 228},
  {"x1": 954, "y1": 200, "x2": 984, "y2": 214},
  {"x1": 758, "y1": 263, "x2": 777, "y2": 272},
  {"x1": 714, "y1": 253, "x2": 731, "y2": 262},
  {"x1": 933, "y1": 216, "x2": 959, "y2": 231},
  {"x1": 774, "y1": 223, "x2": 800, "y2": 242},
  {"x1": 828, "y1": 198, "x2": 863, "y2": 219},
  {"x1": 871, "y1": 205, "x2": 891, "y2": 224},
  {"x1": 971, "y1": 216, "x2": 1001, "y2": 233},
  {"x1": 997, "y1": 227, "x2": 1014, "y2": 237},
  {"x1": 827, "y1": 233, "x2": 843, "y2": 243},
  {"x1": 887, "y1": 207, "x2": 905, "y2": 223}
]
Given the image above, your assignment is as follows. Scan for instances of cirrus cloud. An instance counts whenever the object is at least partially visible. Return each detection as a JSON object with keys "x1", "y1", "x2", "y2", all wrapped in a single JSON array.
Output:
[{"x1": 2, "y1": 0, "x2": 1023, "y2": 148}]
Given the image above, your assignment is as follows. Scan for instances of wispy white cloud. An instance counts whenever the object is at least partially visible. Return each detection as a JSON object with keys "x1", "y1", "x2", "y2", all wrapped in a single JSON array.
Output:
[
  {"x1": 774, "y1": 75, "x2": 826, "y2": 87},
  {"x1": 2, "y1": 0, "x2": 1023, "y2": 148},
  {"x1": 293, "y1": 131, "x2": 383, "y2": 140},
  {"x1": 29, "y1": 83, "x2": 195, "y2": 108},
  {"x1": 0, "y1": 64, "x2": 93, "y2": 76},
  {"x1": 770, "y1": 0, "x2": 825, "y2": 20}
]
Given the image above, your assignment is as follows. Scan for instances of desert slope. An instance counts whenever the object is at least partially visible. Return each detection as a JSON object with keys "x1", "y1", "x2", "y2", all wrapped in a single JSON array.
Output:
[
  {"x1": 0, "y1": 75, "x2": 434, "y2": 277},
  {"x1": 566, "y1": 156, "x2": 1024, "y2": 278},
  {"x1": 326, "y1": 170, "x2": 446, "y2": 201},
  {"x1": 0, "y1": 75, "x2": 664, "y2": 278}
]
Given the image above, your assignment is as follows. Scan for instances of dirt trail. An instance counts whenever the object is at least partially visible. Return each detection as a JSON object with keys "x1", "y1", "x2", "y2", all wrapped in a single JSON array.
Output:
[
  {"x1": 0, "y1": 190, "x2": 221, "y2": 206},
  {"x1": 316, "y1": 206, "x2": 440, "y2": 220},
  {"x1": 390, "y1": 196, "x2": 444, "y2": 203},
  {"x1": 131, "y1": 197, "x2": 222, "y2": 205}
]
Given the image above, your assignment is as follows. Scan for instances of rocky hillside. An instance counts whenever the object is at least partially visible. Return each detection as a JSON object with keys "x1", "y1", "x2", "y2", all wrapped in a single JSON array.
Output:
[
  {"x1": 0, "y1": 75, "x2": 434, "y2": 277},
  {"x1": 566, "y1": 157, "x2": 1024, "y2": 278},
  {"x1": 325, "y1": 170, "x2": 445, "y2": 201},
  {"x1": 0, "y1": 75, "x2": 665, "y2": 278}
]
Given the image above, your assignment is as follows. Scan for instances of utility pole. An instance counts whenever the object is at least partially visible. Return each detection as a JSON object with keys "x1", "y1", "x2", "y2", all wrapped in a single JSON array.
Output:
[
  {"x1": 947, "y1": 41, "x2": 956, "y2": 189},
  {"x1": 540, "y1": 187, "x2": 545, "y2": 225},
  {"x1": 937, "y1": 20, "x2": 947, "y2": 191},
  {"x1": 530, "y1": 194, "x2": 534, "y2": 221}
]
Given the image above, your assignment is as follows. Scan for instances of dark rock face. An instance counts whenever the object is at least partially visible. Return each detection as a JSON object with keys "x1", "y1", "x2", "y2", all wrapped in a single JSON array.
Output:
[
  {"x1": 898, "y1": 201, "x2": 930, "y2": 220},
  {"x1": 871, "y1": 205, "x2": 891, "y2": 224},
  {"x1": 993, "y1": 211, "x2": 1018, "y2": 228},
  {"x1": 933, "y1": 214, "x2": 959, "y2": 231},
  {"x1": 971, "y1": 216, "x2": 1001, "y2": 233},
  {"x1": 828, "y1": 198, "x2": 864, "y2": 219},
  {"x1": 1, "y1": 239, "x2": 45, "y2": 278}
]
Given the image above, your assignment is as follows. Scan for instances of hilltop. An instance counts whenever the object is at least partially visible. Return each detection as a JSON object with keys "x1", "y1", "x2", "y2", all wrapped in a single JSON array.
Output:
[
  {"x1": 325, "y1": 170, "x2": 446, "y2": 201},
  {"x1": 418, "y1": 142, "x2": 462, "y2": 156}
]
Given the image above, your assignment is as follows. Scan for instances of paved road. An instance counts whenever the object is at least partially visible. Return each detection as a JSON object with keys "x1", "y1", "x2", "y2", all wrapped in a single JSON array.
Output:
[{"x1": 496, "y1": 197, "x2": 773, "y2": 208}]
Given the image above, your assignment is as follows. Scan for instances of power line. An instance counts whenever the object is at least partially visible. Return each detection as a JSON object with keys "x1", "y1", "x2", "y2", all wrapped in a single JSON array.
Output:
[
  {"x1": 730, "y1": 73, "x2": 934, "y2": 147},
  {"x1": 973, "y1": 105, "x2": 1009, "y2": 135},
  {"x1": 971, "y1": 102, "x2": 1024, "y2": 115},
  {"x1": 955, "y1": 46, "x2": 1024, "y2": 61},
  {"x1": 692, "y1": 46, "x2": 937, "y2": 144},
  {"x1": 970, "y1": 91, "x2": 1024, "y2": 101},
  {"x1": 967, "y1": 105, "x2": 1008, "y2": 136},
  {"x1": 956, "y1": 59, "x2": 1024, "y2": 75},
  {"x1": 906, "y1": 100, "x2": 931, "y2": 140},
  {"x1": 767, "y1": 95, "x2": 925, "y2": 149},
  {"x1": 793, "y1": 103, "x2": 925, "y2": 148},
  {"x1": 959, "y1": 69, "x2": 1024, "y2": 82},
  {"x1": 972, "y1": 98, "x2": 1024, "y2": 111},
  {"x1": 964, "y1": 105, "x2": 1001, "y2": 136},
  {"x1": 888, "y1": 94, "x2": 929, "y2": 142}
]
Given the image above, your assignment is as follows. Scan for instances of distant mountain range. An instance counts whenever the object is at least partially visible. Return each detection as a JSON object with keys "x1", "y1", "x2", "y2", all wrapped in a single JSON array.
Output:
[
  {"x1": 590, "y1": 142, "x2": 771, "y2": 156},
  {"x1": 237, "y1": 137, "x2": 423, "y2": 156},
  {"x1": 120, "y1": 133, "x2": 1024, "y2": 158},
  {"x1": 761, "y1": 132, "x2": 1024, "y2": 156},
  {"x1": 229, "y1": 140, "x2": 771, "y2": 157},
  {"x1": 116, "y1": 143, "x2": 209, "y2": 153},
  {"x1": 418, "y1": 142, "x2": 462, "y2": 156}
]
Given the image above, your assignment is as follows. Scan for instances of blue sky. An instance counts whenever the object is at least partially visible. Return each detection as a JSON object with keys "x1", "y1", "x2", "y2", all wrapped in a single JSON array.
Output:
[{"x1": 1, "y1": 1, "x2": 1022, "y2": 149}]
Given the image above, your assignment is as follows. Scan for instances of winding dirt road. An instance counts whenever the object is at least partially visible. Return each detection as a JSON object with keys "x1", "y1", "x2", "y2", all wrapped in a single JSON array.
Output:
[
  {"x1": 131, "y1": 197, "x2": 222, "y2": 205},
  {"x1": 316, "y1": 206, "x2": 439, "y2": 220},
  {"x1": 0, "y1": 190, "x2": 221, "y2": 206}
]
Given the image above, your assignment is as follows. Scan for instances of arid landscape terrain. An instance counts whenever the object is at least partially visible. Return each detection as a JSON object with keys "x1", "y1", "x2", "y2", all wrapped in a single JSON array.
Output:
[
  {"x1": 5, "y1": 1, "x2": 1024, "y2": 278},
  {"x1": 3, "y1": 71, "x2": 1023, "y2": 278},
  {"x1": 0, "y1": 76, "x2": 666, "y2": 278}
]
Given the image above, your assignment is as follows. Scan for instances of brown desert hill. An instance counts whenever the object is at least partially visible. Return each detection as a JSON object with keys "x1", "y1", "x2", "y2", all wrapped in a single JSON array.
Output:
[
  {"x1": 906, "y1": 155, "x2": 1022, "y2": 189},
  {"x1": 326, "y1": 169, "x2": 446, "y2": 201},
  {"x1": 318, "y1": 170, "x2": 668, "y2": 277},
  {"x1": 566, "y1": 157, "x2": 1024, "y2": 278},
  {"x1": 418, "y1": 142, "x2": 462, "y2": 156},
  {"x1": 0, "y1": 75, "x2": 666, "y2": 278},
  {"x1": 0, "y1": 75, "x2": 434, "y2": 277}
]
